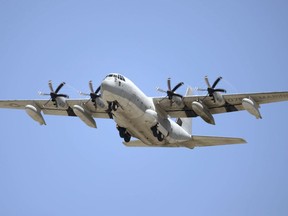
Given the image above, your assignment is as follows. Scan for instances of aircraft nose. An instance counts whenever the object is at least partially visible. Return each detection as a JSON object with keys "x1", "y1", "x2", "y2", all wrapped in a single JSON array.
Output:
[
  {"x1": 100, "y1": 78, "x2": 115, "y2": 101},
  {"x1": 101, "y1": 78, "x2": 112, "y2": 91}
]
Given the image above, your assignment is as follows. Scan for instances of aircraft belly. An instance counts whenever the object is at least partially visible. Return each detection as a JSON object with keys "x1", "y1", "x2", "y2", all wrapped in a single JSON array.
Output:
[
  {"x1": 113, "y1": 113, "x2": 163, "y2": 145},
  {"x1": 112, "y1": 97, "x2": 157, "y2": 144}
]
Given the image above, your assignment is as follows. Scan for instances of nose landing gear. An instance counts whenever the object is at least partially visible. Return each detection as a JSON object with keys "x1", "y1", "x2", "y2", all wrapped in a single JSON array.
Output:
[
  {"x1": 106, "y1": 101, "x2": 120, "y2": 119},
  {"x1": 109, "y1": 101, "x2": 119, "y2": 112}
]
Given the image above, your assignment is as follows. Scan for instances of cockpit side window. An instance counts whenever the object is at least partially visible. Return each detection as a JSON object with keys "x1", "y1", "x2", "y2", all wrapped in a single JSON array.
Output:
[{"x1": 118, "y1": 75, "x2": 126, "y2": 82}]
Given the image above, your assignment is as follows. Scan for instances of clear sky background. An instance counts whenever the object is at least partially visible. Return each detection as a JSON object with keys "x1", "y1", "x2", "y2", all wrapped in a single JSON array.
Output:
[{"x1": 0, "y1": 1, "x2": 288, "y2": 215}]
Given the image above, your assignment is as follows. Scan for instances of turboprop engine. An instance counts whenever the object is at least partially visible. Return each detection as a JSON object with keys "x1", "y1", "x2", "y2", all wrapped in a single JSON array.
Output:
[
  {"x1": 80, "y1": 80, "x2": 106, "y2": 109},
  {"x1": 157, "y1": 78, "x2": 184, "y2": 106},
  {"x1": 198, "y1": 76, "x2": 226, "y2": 106},
  {"x1": 39, "y1": 81, "x2": 69, "y2": 108},
  {"x1": 204, "y1": 76, "x2": 226, "y2": 106}
]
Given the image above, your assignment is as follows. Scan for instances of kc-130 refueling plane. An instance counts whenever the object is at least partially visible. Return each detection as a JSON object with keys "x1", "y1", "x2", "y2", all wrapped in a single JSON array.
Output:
[{"x1": 0, "y1": 74, "x2": 288, "y2": 149}]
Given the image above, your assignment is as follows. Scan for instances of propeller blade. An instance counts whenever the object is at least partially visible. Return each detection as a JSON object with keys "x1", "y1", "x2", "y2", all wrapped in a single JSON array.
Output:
[
  {"x1": 212, "y1": 77, "x2": 222, "y2": 88},
  {"x1": 157, "y1": 88, "x2": 167, "y2": 93},
  {"x1": 204, "y1": 76, "x2": 211, "y2": 88},
  {"x1": 48, "y1": 80, "x2": 54, "y2": 92},
  {"x1": 167, "y1": 78, "x2": 171, "y2": 91},
  {"x1": 89, "y1": 80, "x2": 94, "y2": 93},
  {"x1": 44, "y1": 98, "x2": 52, "y2": 107},
  {"x1": 172, "y1": 82, "x2": 184, "y2": 92},
  {"x1": 195, "y1": 88, "x2": 207, "y2": 91},
  {"x1": 38, "y1": 91, "x2": 50, "y2": 96},
  {"x1": 95, "y1": 86, "x2": 101, "y2": 94},
  {"x1": 79, "y1": 92, "x2": 89, "y2": 96},
  {"x1": 55, "y1": 82, "x2": 65, "y2": 93}
]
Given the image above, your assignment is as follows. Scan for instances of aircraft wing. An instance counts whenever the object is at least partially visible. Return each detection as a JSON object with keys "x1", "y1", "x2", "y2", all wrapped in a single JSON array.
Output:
[
  {"x1": 153, "y1": 91, "x2": 288, "y2": 118},
  {"x1": 0, "y1": 99, "x2": 110, "y2": 118}
]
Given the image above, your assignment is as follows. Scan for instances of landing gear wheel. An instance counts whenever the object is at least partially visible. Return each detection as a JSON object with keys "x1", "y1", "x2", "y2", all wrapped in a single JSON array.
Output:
[
  {"x1": 157, "y1": 133, "x2": 164, "y2": 142},
  {"x1": 151, "y1": 125, "x2": 158, "y2": 137},
  {"x1": 124, "y1": 133, "x2": 131, "y2": 142},
  {"x1": 118, "y1": 127, "x2": 126, "y2": 138}
]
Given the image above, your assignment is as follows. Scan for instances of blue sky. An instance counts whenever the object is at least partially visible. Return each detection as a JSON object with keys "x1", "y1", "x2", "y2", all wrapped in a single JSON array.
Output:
[{"x1": 0, "y1": 0, "x2": 288, "y2": 215}]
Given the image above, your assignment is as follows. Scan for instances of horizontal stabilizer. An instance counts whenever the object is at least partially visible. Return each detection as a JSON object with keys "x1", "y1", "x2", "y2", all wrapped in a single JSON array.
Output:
[
  {"x1": 123, "y1": 136, "x2": 246, "y2": 149},
  {"x1": 123, "y1": 140, "x2": 150, "y2": 147},
  {"x1": 182, "y1": 136, "x2": 246, "y2": 149}
]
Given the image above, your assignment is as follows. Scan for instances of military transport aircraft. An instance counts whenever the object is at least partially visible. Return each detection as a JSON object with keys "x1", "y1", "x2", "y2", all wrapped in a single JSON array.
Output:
[{"x1": 0, "y1": 74, "x2": 288, "y2": 149}]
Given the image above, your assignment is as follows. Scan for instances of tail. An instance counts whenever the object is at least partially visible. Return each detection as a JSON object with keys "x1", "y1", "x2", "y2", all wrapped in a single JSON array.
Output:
[{"x1": 177, "y1": 87, "x2": 193, "y2": 134}]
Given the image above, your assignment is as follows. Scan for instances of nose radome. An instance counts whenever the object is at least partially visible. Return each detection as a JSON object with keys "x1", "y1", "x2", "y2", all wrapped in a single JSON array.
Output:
[
  {"x1": 101, "y1": 78, "x2": 111, "y2": 91},
  {"x1": 100, "y1": 78, "x2": 116, "y2": 101}
]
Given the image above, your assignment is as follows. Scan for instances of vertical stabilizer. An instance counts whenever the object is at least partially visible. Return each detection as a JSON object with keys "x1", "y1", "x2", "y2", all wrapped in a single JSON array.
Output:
[{"x1": 176, "y1": 87, "x2": 193, "y2": 135}]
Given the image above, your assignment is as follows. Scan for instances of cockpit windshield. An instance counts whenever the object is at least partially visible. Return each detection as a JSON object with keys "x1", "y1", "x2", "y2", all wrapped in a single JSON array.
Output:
[{"x1": 105, "y1": 74, "x2": 126, "y2": 82}]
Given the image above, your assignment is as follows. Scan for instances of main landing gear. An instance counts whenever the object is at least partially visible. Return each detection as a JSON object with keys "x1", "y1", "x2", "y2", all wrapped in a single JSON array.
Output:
[
  {"x1": 117, "y1": 125, "x2": 131, "y2": 142},
  {"x1": 151, "y1": 124, "x2": 164, "y2": 142}
]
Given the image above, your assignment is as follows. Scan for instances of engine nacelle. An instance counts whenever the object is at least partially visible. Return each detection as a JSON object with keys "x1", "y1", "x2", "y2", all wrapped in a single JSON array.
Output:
[
  {"x1": 212, "y1": 92, "x2": 225, "y2": 106},
  {"x1": 95, "y1": 97, "x2": 106, "y2": 109},
  {"x1": 25, "y1": 105, "x2": 46, "y2": 125},
  {"x1": 242, "y1": 98, "x2": 262, "y2": 119},
  {"x1": 143, "y1": 109, "x2": 158, "y2": 125},
  {"x1": 192, "y1": 101, "x2": 215, "y2": 125},
  {"x1": 55, "y1": 96, "x2": 68, "y2": 108},
  {"x1": 73, "y1": 105, "x2": 97, "y2": 128},
  {"x1": 171, "y1": 95, "x2": 183, "y2": 107}
]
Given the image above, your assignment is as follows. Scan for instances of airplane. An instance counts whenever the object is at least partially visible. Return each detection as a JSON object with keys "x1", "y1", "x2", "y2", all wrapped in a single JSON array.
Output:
[{"x1": 0, "y1": 73, "x2": 288, "y2": 149}]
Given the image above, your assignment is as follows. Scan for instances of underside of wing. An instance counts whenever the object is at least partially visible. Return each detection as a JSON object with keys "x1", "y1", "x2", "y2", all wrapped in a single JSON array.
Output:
[
  {"x1": 0, "y1": 99, "x2": 111, "y2": 127},
  {"x1": 153, "y1": 91, "x2": 288, "y2": 119}
]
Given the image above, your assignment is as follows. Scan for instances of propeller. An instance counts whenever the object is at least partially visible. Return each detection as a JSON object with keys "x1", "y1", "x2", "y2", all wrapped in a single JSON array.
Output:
[
  {"x1": 39, "y1": 81, "x2": 68, "y2": 106},
  {"x1": 157, "y1": 78, "x2": 184, "y2": 100},
  {"x1": 197, "y1": 76, "x2": 227, "y2": 99},
  {"x1": 80, "y1": 80, "x2": 101, "y2": 103},
  {"x1": 204, "y1": 76, "x2": 226, "y2": 96}
]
